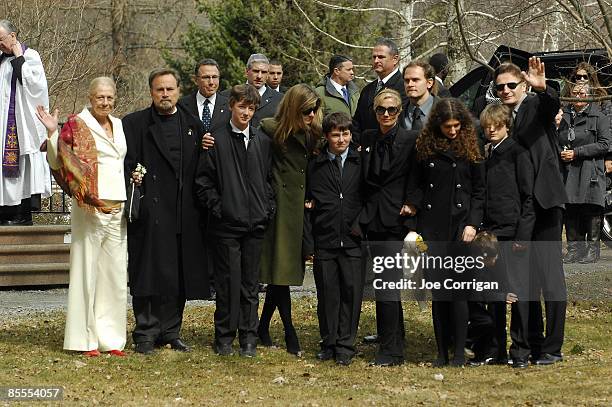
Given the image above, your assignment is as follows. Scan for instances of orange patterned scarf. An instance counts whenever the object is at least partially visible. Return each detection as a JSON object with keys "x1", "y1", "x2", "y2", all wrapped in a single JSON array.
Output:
[{"x1": 51, "y1": 115, "x2": 114, "y2": 213}]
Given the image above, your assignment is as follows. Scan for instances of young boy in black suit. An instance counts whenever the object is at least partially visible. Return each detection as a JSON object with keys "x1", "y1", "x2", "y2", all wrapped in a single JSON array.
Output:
[
  {"x1": 469, "y1": 103, "x2": 536, "y2": 368},
  {"x1": 303, "y1": 112, "x2": 364, "y2": 366},
  {"x1": 194, "y1": 84, "x2": 275, "y2": 358}
]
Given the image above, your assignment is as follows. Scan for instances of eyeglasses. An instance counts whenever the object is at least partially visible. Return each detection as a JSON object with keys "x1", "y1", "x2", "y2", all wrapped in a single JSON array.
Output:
[
  {"x1": 375, "y1": 106, "x2": 400, "y2": 116},
  {"x1": 495, "y1": 81, "x2": 523, "y2": 92},
  {"x1": 573, "y1": 74, "x2": 589, "y2": 81},
  {"x1": 302, "y1": 101, "x2": 321, "y2": 116},
  {"x1": 198, "y1": 75, "x2": 219, "y2": 81}
]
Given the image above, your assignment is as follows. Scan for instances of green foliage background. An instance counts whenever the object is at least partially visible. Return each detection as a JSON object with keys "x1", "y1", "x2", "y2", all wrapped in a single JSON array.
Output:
[{"x1": 164, "y1": 0, "x2": 393, "y2": 94}]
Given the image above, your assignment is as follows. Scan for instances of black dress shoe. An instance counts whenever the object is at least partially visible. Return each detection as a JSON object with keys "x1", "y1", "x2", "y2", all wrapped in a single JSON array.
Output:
[
  {"x1": 533, "y1": 353, "x2": 563, "y2": 365},
  {"x1": 239, "y1": 343, "x2": 257, "y2": 358},
  {"x1": 467, "y1": 357, "x2": 495, "y2": 367},
  {"x1": 134, "y1": 342, "x2": 155, "y2": 355},
  {"x1": 257, "y1": 326, "x2": 274, "y2": 347},
  {"x1": 214, "y1": 343, "x2": 234, "y2": 356},
  {"x1": 316, "y1": 349, "x2": 334, "y2": 361},
  {"x1": 432, "y1": 358, "x2": 449, "y2": 367},
  {"x1": 335, "y1": 353, "x2": 353, "y2": 366},
  {"x1": 363, "y1": 334, "x2": 378, "y2": 344},
  {"x1": 450, "y1": 359, "x2": 465, "y2": 367},
  {"x1": 167, "y1": 338, "x2": 191, "y2": 352},
  {"x1": 371, "y1": 356, "x2": 404, "y2": 367},
  {"x1": 512, "y1": 359, "x2": 529, "y2": 369}
]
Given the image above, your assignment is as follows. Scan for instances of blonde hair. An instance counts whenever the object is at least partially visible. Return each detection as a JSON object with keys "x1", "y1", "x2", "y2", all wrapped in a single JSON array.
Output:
[
  {"x1": 274, "y1": 84, "x2": 322, "y2": 152},
  {"x1": 480, "y1": 104, "x2": 513, "y2": 133},
  {"x1": 373, "y1": 88, "x2": 402, "y2": 112}
]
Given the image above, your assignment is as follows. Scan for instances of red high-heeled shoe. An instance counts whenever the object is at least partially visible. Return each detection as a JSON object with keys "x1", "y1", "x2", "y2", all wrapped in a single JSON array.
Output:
[
  {"x1": 83, "y1": 349, "x2": 100, "y2": 357},
  {"x1": 108, "y1": 349, "x2": 127, "y2": 357}
]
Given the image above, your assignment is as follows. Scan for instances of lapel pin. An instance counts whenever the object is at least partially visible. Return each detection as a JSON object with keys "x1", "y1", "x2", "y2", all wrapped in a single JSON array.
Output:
[
  {"x1": 188, "y1": 129, "x2": 193, "y2": 136},
  {"x1": 366, "y1": 147, "x2": 370, "y2": 152}
]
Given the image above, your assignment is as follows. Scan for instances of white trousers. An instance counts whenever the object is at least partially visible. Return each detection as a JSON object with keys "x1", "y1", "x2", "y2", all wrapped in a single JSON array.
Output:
[{"x1": 63, "y1": 199, "x2": 127, "y2": 351}]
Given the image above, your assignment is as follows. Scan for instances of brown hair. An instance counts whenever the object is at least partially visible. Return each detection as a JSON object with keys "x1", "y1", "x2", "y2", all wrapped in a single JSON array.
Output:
[
  {"x1": 322, "y1": 112, "x2": 352, "y2": 134},
  {"x1": 274, "y1": 84, "x2": 322, "y2": 153},
  {"x1": 480, "y1": 104, "x2": 513, "y2": 133},
  {"x1": 416, "y1": 98, "x2": 482, "y2": 162},
  {"x1": 403, "y1": 60, "x2": 439, "y2": 96},
  {"x1": 148, "y1": 68, "x2": 181, "y2": 88},
  {"x1": 229, "y1": 84, "x2": 261, "y2": 108},
  {"x1": 493, "y1": 62, "x2": 522, "y2": 82},
  {"x1": 563, "y1": 62, "x2": 607, "y2": 99}
]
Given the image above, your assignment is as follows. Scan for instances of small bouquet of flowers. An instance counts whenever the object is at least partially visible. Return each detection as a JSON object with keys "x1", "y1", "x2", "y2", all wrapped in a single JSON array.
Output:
[{"x1": 124, "y1": 163, "x2": 146, "y2": 223}]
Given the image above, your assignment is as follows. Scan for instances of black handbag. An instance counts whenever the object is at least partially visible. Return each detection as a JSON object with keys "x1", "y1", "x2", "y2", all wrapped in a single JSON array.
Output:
[{"x1": 124, "y1": 181, "x2": 143, "y2": 223}]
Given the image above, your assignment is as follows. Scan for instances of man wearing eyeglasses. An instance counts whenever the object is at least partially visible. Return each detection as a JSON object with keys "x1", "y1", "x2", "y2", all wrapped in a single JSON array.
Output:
[
  {"x1": 0, "y1": 20, "x2": 51, "y2": 225},
  {"x1": 180, "y1": 59, "x2": 229, "y2": 136},
  {"x1": 494, "y1": 57, "x2": 568, "y2": 367},
  {"x1": 180, "y1": 59, "x2": 230, "y2": 300}
]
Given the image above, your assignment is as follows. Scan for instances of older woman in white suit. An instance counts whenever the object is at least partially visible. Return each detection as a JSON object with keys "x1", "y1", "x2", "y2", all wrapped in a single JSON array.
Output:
[{"x1": 36, "y1": 77, "x2": 128, "y2": 356}]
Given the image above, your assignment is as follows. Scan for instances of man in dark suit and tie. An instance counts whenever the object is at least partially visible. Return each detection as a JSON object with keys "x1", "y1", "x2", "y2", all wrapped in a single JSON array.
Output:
[
  {"x1": 179, "y1": 58, "x2": 229, "y2": 299},
  {"x1": 401, "y1": 61, "x2": 438, "y2": 131},
  {"x1": 428, "y1": 53, "x2": 452, "y2": 98},
  {"x1": 221, "y1": 54, "x2": 282, "y2": 129},
  {"x1": 179, "y1": 58, "x2": 229, "y2": 134},
  {"x1": 352, "y1": 38, "x2": 408, "y2": 143},
  {"x1": 495, "y1": 57, "x2": 568, "y2": 366},
  {"x1": 267, "y1": 59, "x2": 288, "y2": 94}
]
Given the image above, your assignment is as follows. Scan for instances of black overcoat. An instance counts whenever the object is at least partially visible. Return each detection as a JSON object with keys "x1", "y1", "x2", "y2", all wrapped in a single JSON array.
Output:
[
  {"x1": 512, "y1": 86, "x2": 567, "y2": 209},
  {"x1": 359, "y1": 126, "x2": 418, "y2": 230},
  {"x1": 406, "y1": 150, "x2": 485, "y2": 242},
  {"x1": 123, "y1": 104, "x2": 209, "y2": 299},
  {"x1": 558, "y1": 103, "x2": 611, "y2": 207}
]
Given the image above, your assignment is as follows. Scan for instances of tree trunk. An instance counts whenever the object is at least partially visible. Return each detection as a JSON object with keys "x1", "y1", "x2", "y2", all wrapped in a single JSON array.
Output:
[
  {"x1": 111, "y1": 0, "x2": 129, "y2": 82},
  {"x1": 446, "y1": 0, "x2": 469, "y2": 85},
  {"x1": 398, "y1": 0, "x2": 414, "y2": 63}
]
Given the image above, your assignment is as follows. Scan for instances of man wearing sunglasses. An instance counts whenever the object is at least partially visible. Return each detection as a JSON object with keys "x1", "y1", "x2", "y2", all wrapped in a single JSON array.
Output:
[
  {"x1": 0, "y1": 20, "x2": 51, "y2": 225},
  {"x1": 494, "y1": 57, "x2": 568, "y2": 367}
]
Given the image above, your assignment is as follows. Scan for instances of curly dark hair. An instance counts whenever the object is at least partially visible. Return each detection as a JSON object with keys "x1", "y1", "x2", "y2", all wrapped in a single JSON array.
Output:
[{"x1": 416, "y1": 98, "x2": 482, "y2": 162}]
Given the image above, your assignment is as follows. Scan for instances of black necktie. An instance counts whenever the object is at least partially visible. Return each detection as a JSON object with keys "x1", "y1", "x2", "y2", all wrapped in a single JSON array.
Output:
[
  {"x1": 412, "y1": 107, "x2": 423, "y2": 131},
  {"x1": 375, "y1": 80, "x2": 383, "y2": 94},
  {"x1": 202, "y1": 99, "x2": 212, "y2": 133},
  {"x1": 335, "y1": 154, "x2": 343, "y2": 177}
]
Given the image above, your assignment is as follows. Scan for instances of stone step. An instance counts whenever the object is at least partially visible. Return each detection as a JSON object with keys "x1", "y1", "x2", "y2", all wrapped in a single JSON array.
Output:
[
  {"x1": 0, "y1": 262, "x2": 70, "y2": 286},
  {"x1": 0, "y1": 225, "x2": 71, "y2": 245},
  {"x1": 0, "y1": 243, "x2": 70, "y2": 264}
]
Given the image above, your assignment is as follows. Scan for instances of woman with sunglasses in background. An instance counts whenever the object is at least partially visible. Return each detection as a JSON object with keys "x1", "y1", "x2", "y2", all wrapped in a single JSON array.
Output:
[
  {"x1": 358, "y1": 88, "x2": 418, "y2": 366},
  {"x1": 256, "y1": 84, "x2": 323, "y2": 356},
  {"x1": 558, "y1": 83, "x2": 611, "y2": 263}
]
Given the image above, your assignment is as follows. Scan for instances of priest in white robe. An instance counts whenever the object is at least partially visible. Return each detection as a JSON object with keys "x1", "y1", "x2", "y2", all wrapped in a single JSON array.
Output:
[{"x1": 0, "y1": 20, "x2": 51, "y2": 225}]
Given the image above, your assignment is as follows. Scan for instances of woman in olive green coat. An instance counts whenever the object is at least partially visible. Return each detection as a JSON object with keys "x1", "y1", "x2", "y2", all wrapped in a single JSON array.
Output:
[{"x1": 258, "y1": 84, "x2": 323, "y2": 355}]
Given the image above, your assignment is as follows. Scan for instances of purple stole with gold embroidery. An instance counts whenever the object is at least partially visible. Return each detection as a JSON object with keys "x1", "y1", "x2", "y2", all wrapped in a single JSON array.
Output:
[{"x1": 2, "y1": 44, "x2": 28, "y2": 178}]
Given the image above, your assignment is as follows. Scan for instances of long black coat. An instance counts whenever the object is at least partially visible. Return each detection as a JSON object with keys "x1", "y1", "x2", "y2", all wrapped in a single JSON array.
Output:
[
  {"x1": 558, "y1": 103, "x2": 611, "y2": 207},
  {"x1": 484, "y1": 137, "x2": 536, "y2": 241},
  {"x1": 406, "y1": 150, "x2": 485, "y2": 242},
  {"x1": 179, "y1": 91, "x2": 230, "y2": 133},
  {"x1": 123, "y1": 104, "x2": 209, "y2": 299},
  {"x1": 359, "y1": 126, "x2": 418, "y2": 231},
  {"x1": 513, "y1": 86, "x2": 567, "y2": 209},
  {"x1": 352, "y1": 70, "x2": 409, "y2": 143}
]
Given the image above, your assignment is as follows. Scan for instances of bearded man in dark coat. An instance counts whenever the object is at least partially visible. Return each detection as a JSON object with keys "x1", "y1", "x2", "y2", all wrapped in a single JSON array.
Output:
[{"x1": 123, "y1": 68, "x2": 209, "y2": 355}]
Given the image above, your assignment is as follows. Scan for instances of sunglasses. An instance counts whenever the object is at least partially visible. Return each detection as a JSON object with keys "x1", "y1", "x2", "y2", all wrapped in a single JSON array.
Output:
[
  {"x1": 573, "y1": 74, "x2": 589, "y2": 81},
  {"x1": 375, "y1": 106, "x2": 400, "y2": 116},
  {"x1": 302, "y1": 101, "x2": 321, "y2": 116},
  {"x1": 495, "y1": 81, "x2": 523, "y2": 92}
]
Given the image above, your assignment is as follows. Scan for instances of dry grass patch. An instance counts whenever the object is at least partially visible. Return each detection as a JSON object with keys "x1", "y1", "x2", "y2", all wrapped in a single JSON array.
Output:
[{"x1": 0, "y1": 298, "x2": 610, "y2": 406}]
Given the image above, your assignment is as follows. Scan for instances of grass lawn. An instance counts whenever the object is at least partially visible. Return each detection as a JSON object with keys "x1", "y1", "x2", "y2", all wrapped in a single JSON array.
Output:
[{"x1": 0, "y1": 298, "x2": 610, "y2": 406}]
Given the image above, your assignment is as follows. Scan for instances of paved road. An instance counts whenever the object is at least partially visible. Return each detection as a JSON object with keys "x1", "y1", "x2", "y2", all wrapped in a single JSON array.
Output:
[{"x1": 1, "y1": 249, "x2": 610, "y2": 318}]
